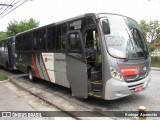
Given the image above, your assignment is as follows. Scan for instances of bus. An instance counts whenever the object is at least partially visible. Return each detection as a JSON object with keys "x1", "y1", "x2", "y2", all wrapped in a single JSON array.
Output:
[
  {"x1": 15, "y1": 13, "x2": 151, "y2": 100},
  {"x1": 0, "y1": 36, "x2": 16, "y2": 70}
]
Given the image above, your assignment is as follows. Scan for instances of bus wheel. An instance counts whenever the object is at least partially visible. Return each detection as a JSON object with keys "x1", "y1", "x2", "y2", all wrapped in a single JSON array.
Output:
[
  {"x1": 76, "y1": 97, "x2": 87, "y2": 101},
  {"x1": 28, "y1": 68, "x2": 34, "y2": 82}
]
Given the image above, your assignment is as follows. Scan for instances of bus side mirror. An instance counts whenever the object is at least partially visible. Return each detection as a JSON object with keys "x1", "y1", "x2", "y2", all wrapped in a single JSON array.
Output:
[{"x1": 102, "y1": 20, "x2": 110, "y2": 35}]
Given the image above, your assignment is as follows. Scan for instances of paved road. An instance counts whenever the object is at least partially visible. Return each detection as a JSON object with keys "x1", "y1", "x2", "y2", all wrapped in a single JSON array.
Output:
[{"x1": 0, "y1": 68, "x2": 159, "y2": 120}]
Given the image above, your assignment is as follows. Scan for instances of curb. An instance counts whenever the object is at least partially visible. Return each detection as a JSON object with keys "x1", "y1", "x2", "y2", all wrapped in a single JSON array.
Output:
[
  {"x1": 0, "y1": 79, "x2": 9, "y2": 83},
  {"x1": 9, "y1": 78, "x2": 113, "y2": 119},
  {"x1": 9, "y1": 78, "x2": 80, "y2": 119},
  {"x1": 151, "y1": 68, "x2": 160, "y2": 71}
]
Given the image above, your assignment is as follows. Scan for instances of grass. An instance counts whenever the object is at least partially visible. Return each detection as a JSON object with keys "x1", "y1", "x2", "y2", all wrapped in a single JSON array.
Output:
[
  {"x1": 151, "y1": 56, "x2": 160, "y2": 68},
  {"x1": 0, "y1": 73, "x2": 8, "y2": 81}
]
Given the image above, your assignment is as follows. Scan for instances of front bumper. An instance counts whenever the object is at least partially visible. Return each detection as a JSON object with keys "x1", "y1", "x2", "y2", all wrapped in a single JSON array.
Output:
[{"x1": 104, "y1": 71, "x2": 151, "y2": 100}]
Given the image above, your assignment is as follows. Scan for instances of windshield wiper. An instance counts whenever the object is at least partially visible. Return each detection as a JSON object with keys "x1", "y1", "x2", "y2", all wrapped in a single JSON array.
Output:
[
  {"x1": 132, "y1": 28, "x2": 147, "y2": 59},
  {"x1": 125, "y1": 29, "x2": 136, "y2": 61}
]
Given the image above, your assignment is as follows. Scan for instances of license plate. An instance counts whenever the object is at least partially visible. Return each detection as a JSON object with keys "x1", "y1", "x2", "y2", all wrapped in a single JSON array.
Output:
[{"x1": 134, "y1": 86, "x2": 143, "y2": 92}]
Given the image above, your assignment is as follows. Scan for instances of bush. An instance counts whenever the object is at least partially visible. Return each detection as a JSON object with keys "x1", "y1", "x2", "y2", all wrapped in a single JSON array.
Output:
[
  {"x1": 151, "y1": 56, "x2": 160, "y2": 68},
  {"x1": 147, "y1": 43, "x2": 156, "y2": 52}
]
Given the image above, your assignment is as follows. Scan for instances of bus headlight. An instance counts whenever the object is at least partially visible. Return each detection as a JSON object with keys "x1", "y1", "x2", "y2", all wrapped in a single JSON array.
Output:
[{"x1": 110, "y1": 67, "x2": 123, "y2": 80}]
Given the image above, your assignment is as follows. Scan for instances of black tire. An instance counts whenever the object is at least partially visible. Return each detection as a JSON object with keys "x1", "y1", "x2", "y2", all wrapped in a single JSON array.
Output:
[
  {"x1": 28, "y1": 68, "x2": 34, "y2": 82},
  {"x1": 76, "y1": 97, "x2": 87, "y2": 101}
]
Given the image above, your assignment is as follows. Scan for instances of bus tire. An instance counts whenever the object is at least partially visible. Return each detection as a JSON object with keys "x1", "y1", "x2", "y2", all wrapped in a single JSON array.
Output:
[
  {"x1": 76, "y1": 97, "x2": 87, "y2": 101},
  {"x1": 28, "y1": 68, "x2": 34, "y2": 82}
]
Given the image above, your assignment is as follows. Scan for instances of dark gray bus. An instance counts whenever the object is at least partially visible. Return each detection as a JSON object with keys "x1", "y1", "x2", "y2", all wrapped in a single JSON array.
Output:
[
  {"x1": 0, "y1": 36, "x2": 16, "y2": 70},
  {"x1": 15, "y1": 13, "x2": 151, "y2": 100}
]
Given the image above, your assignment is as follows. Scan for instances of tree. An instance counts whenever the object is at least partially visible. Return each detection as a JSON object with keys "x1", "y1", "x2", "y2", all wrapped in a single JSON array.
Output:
[
  {"x1": 7, "y1": 18, "x2": 39, "y2": 37},
  {"x1": 140, "y1": 20, "x2": 160, "y2": 42},
  {"x1": 154, "y1": 36, "x2": 160, "y2": 43},
  {"x1": 147, "y1": 20, "x2": 160, "y2": 42},
  {"x1": 140, "y1": 20, "x2": 148, "y2": 38},
  {"x1": 0, "y1": 31, "x2": 7, "y2": 41},
  {"x1": 140, "y1": 20, "x2": 160, "y2": 52},
  {"x1": 146, "y1": 42, "x2": 156, "y2": 52}
]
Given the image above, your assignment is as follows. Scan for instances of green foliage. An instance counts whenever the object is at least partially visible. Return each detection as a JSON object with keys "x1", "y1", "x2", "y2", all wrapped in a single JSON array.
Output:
[
  {"x1": 7, "y1": 18, "x2": 39, "y2": 37},
  {"x1": 0, "y1": 73, "x2": 8, "y2": 81},
  {"x1": 140, "y1": 20, "x2": 148, "y2": 38},
  {"x1": 151, "y1": 56, "x2": 160, "y2": 68},
  {"x1": 154, "y1": 36, "x2": 160, "y2": 43},
  {"x1": 146, "y1": 42, "x2": 156, "y2": 52},
  {"x1": 140, "y1": 19, "x2": 160, "y2": 53},
  {"x1": 140, "y1": 20, "x2": 160, "y2": 42},
  {"x1": 0, "y1": 31, "x2": 7, "y2": 41}
]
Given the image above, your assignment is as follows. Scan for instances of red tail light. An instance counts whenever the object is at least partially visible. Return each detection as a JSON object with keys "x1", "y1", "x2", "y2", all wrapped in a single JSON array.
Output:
[{"x1": 120, "y1": 66, "x2": 140, "y2": 76}]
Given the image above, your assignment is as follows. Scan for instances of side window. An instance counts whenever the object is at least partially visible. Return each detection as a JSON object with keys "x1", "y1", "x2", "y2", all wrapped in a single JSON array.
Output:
[
  {"x1": 55, "y1": 24, "x2": 67, "y2": 51},
  {"x1": 33, "y1": 31, "x2": 39, "y2": 50},
  {"x1": 68, "y1": 32, "x2": 82, "y2": 53},
  {"x1": 33, "y1": 29, "x2": 46, "y2": 50},
  {"x1": 4, "y1": 41, "x2": 8, "y2": 52},
  {"x1": 1, "y1": 41, "x2": 4, "y2": 51},
  {"x1": 69, "y1": 18, "x2": 95, "y2": 32},
  {"x1": 69, "y1": 20, "x2": 82, "y2": 31},
  {"x1": 23, "y1": 33, "x2": 32, "y2": 51},
  {"x1": 16, "y1": 36, "x2": 23, "y2": 51},
  {"x1": 39, "y1": 29, "x2": 46, "y2": 50},
  {"x1": 61, "y1": 24, "x2": 67, "y2": 50},
  {"x1": 47, "y1": 26, "x2": 56, "y2": 50}
]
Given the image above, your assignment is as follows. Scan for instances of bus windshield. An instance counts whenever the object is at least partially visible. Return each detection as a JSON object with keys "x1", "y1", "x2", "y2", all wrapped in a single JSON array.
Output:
[{"x1": 101, "y1": 14, "x2": 149, "y2": 59}]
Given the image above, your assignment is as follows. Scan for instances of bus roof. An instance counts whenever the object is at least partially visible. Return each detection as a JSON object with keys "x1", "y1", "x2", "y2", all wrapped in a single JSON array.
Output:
[
  {"x1": 16, "y1": 13, "x2": 89, "y2": 36},
  {"x1": 16, "y1": 13, "x2": 135, "y2": 36}
]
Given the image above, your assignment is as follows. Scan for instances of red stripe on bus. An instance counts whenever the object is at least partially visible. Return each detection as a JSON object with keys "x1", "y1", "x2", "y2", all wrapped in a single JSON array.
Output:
[
  {"x1": 120, "y1": 66, "x2": 140, "y2": 76},
  {"x1": 41, "y1": 54, "x2": 51, "y2": 81},
  {"x1": 32, "y1": 54, "x2": 40, "y2": 78}
]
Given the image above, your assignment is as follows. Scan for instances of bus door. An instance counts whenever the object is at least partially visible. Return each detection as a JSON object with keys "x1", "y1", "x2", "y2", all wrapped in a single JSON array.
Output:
[{"x1": 66, "y1": 30, "x2": 88, "y2": 98}]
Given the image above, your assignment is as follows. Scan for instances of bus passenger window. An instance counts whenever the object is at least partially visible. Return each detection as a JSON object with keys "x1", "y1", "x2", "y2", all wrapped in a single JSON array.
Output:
[
  {"x1": 33, "y1": 29, "x2": 46, "y2": 50},
  {"x1": 1, "y1": 42, "x2": 4, "y2": 51},
  {"x1": 39, "y1": 30, "x2": 46, "y2": 50},
  {"x1": 4, "y1": 41, "x2": 8, "y2": 52},
  {"x1": 15, "y1": 36, "x2": 23, "y2": 51},
  {"x1": 33, "y1": 32, "x2": 39, "y2": 50},
  {"x1": 68, "y1": 33, "x2": 82, "y2": 53},
  {"x1": 47, "y1": 27, "x2": 56, "y2": 50},
  {"x1": 23, "y1": 33, "x2": 32, "y2": 51},
  {"x1": 56, "y1": 24, "x2": 67, "y2": 51}
]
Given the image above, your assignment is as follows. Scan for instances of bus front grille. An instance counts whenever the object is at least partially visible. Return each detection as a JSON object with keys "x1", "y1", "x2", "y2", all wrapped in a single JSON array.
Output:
[{"x1": 124, "y1": 72, "x2": 148, "y2": 83}]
